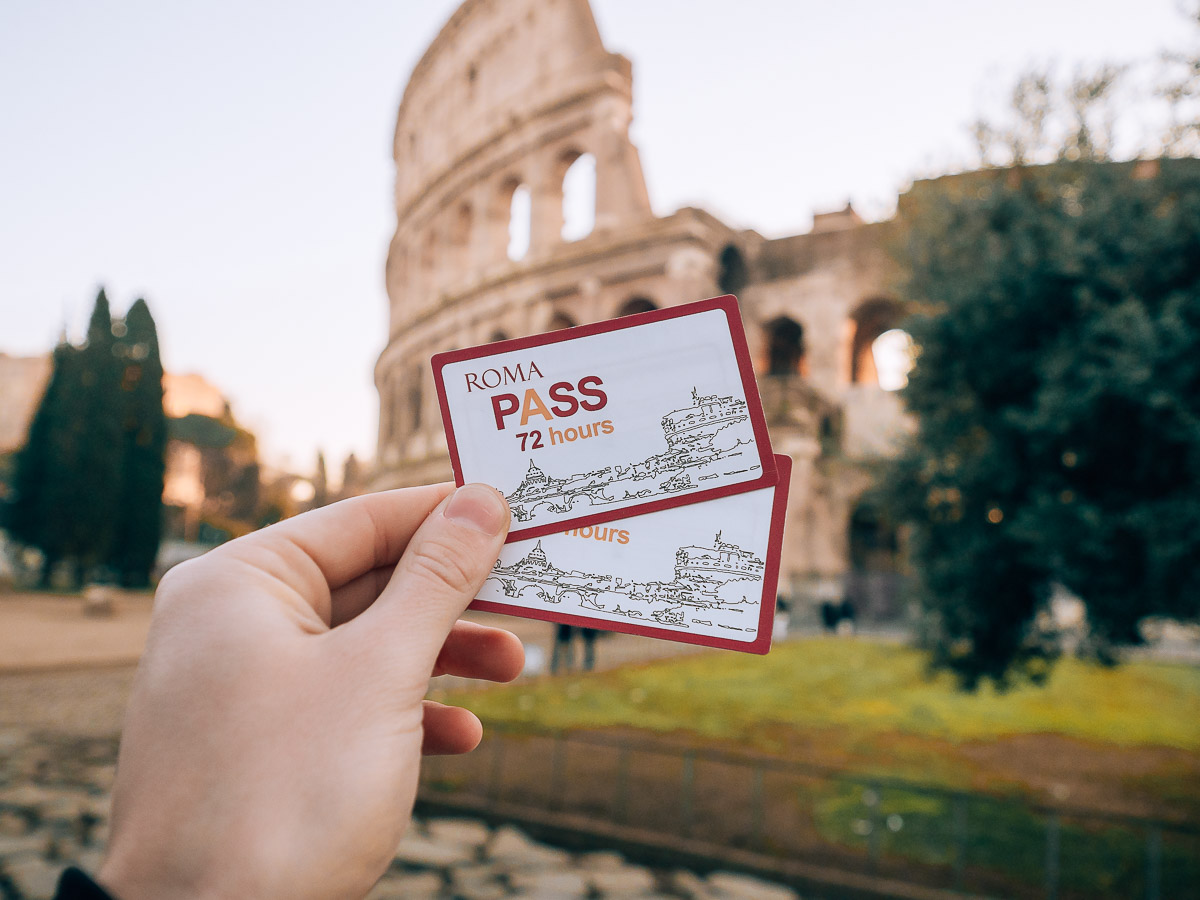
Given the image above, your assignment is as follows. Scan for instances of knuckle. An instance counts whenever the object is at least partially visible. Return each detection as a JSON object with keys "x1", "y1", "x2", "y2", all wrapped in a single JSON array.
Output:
[
  {"x1": 406, "y1": 533, "x2": 486, "y2": 596},
  {"x1": 153, "y1": 556, "x2": 202, "y2": 604}
]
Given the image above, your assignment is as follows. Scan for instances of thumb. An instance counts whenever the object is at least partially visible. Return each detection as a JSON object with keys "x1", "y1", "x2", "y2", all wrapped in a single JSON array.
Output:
[{"x1": 355, "y1": 483, "x2": 510, "y2": 672}]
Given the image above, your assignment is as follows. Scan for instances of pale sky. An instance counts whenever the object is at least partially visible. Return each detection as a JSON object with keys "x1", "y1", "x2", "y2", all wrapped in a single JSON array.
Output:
[{"x1": 0, "y1": 0, "x2": 1189, "y2": 474}]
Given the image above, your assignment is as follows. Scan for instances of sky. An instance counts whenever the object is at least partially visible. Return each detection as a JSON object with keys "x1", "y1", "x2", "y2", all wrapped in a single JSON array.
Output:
[{"x1": 0, "y1": 0, "x2": 1190, "y2": 475}]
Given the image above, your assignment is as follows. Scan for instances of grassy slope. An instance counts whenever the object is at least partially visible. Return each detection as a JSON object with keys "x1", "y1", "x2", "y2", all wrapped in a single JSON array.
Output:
[
  {"x1": 439, "y1": 638, "x2": 1200, "y2": 896},
  {"x1": 445, "y1": 637, "x2": 1200, "y2": 750}
]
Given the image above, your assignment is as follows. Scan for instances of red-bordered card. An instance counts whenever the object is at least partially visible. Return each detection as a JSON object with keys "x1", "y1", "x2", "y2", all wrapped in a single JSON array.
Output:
[
  {"x1": 470, "y1": 454, "x2": 791, "y2": 654},
  {"x1": 432, "y1": 295, "x2": 777, "y2": 544}
]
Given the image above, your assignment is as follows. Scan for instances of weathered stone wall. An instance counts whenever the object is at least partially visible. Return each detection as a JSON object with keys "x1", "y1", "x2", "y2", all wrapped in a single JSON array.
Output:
[{"x1": 374, "y1": 0, "x2": 912, "y2": 605}]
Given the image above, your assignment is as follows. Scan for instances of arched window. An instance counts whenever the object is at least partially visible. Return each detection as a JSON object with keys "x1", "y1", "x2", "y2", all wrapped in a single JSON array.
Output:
[
  {"x1": 561, "y1": 153, "x2": 596, "y2": 241},
  {"x1": 717, "y1": 244, "x2": 748, "y2": 296},
  {"x1": 849, "y1": 502, "x2": 899, "y2": 571},
  {"x1": 452, "y1": 202, "x2": 473, "y2": 267},
  {"x1": 764, "y1": 316, "x2": 806, "y2": 376},
  {"x1": 383, "y1": 373, "x2": 400, "y2": 442},
  {"x1": 506, "y1": 183, "x2": 531, "y2": 262},
  {"x1": 845, "y1": 498, "x2": 904, "y2": 622},
  {"x1": 849, "y1": 298, "x2": 906, "y2": 386},
  {"x1": 617, "y1": 297, "x2": 658, "y2": 317},
  {"x1": 488, "y1": 330, "x2": 510, "y2": 343},
  {"x1": 547, "y1": 312, "x2": 577, "y2": 331},
  {"x1": 407, "y1": 368, "x2": 423, "y2": 433},
  {"x1": 871, "y1": 328, "x2": 914, "y2": 391},
  {"x1": 420, "y1": 229, "x2": 437, "y2": 293}
]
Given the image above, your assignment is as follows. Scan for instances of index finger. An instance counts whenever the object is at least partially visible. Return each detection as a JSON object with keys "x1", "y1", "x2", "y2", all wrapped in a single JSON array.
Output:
[{"x1": 226, "y1": 482, "x2": 455, "y2": 592}]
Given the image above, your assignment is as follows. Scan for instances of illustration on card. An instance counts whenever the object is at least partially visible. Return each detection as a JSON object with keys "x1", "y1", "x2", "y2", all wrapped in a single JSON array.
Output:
[
  {"x1": 504, "y1": 387, "x2": 760, "y2": 523},
  {"x1": 481, "y1": 529, "x2": 765, "y2": 638}
]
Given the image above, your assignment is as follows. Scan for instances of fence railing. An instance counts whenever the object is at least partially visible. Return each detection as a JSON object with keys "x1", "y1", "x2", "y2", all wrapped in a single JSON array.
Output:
[{"x1": 419, "y1": 724, "x2": 1200, "y2": 900}]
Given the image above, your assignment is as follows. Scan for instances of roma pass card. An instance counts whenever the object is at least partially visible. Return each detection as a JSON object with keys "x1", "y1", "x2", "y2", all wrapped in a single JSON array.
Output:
[
  {"x1": 432, "y1": 295, "x2": 777, "y2": 543},
  {"x1": 471, "y1": 454, "x2": 792, "y2": 655}
]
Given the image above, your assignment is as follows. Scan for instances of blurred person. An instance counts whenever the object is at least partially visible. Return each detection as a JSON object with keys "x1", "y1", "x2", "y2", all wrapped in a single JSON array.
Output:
[
  {"x1": 550, "y1": 625, "x2": 599, "y2": 673},
  {"x1": 838, "y1": 598, "x2": 857, "y2": 635},
  {"x1": 580, "y1": 626, "x2": 598, "y2": 671},
  {"x1": 551, "y1": 622, "x2": 575, "y2": 673},
  {"x1": 819, "y1": 600, "x2": 839, "y2": 633},
  {"x1": 54, "y1": 482, "x2": 522, "y2": 900},
  {"x1": 773, "y1": 593, "x2": 791, "y2": 641}
]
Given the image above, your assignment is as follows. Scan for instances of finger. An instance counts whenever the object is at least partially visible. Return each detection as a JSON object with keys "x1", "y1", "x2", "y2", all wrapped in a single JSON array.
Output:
[
  {"x1": 353, "y1": 484, "x2": 510, "y2": 673},
  {"x1": 328, "y1": 564, "x2": 395, "y2": 627},
  {"x1": 433, "y1": 621, "x2": 524, "y2": 681},
  {"x1": 421, "y1": 701, "x2": 483, "y2": 755},
  {"x1": 212, "y1": 483, "x2": 454, "y2": 624}
]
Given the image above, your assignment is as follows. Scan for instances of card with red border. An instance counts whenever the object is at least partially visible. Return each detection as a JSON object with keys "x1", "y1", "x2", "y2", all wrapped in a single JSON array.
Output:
[
  {"x1": 472, "y1": 454, "x2": 791, "y2": 654},
  {"x1": 432, "y1": 295, "x2": 777, "y2": 544},
  {"x1": 472, "y1": 453, "x2": 792, "y2": 652}
]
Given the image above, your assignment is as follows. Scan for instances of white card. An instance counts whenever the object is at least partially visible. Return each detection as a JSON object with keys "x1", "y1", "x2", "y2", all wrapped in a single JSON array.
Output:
[
  {"x1": 433, "y1": 296, "x2": 776, "y2": 543},
  {"x1": 471, "y1": 455, "x2": 791, "y2": 653}
]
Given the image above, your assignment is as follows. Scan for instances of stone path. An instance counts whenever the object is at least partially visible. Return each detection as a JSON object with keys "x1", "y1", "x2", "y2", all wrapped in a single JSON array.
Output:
[
  {"x1": 0, "y1": 588, "x2": 707, "y2": 680},
  {"x1": 0, "y1": 729, "x2": 806, "y2": 900},
  {"x1": 0, "y1": 592, "x2": 153, "y2": 673}
]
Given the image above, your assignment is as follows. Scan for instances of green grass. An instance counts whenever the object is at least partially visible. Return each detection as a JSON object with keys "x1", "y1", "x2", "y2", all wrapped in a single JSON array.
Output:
[
  {"x1": 438, "y1": 638, "x2": 1200, "y2": 897},
  {"x1": 444, "y1": 637, "x2": 1200, "y2": 751},
  {"x1": 438, "y1": 637, "x2": 1200, "y2": 896}
]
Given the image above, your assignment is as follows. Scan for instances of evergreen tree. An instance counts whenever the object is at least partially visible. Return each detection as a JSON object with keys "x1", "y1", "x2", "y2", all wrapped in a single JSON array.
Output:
[
  {"x1": 8, "y1": 341, "x2": 78, "y2": 584},
  {"x1": 312, "y1": 451, "x2": 329, "y2": 509},
  {"x1": 110, "y1": 298, "x2": 167, "y2": 586},
  {"x1": 888, "y1": 158, "x2": 1200, "y2": 687},
  {"x1": 66, "y1": 289, "x2": 125, "y2": 583}
]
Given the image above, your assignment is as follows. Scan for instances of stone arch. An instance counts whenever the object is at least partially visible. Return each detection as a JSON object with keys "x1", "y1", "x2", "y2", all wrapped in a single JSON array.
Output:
[
  {"x1": 763, "y1": 315, "x2": 807, "y2": 376},
  {"x1": 617, "y1": 296, "x2": 658, "y2": 317},
  {"x1": 407, "y1": 366, "x2": 424, "y2": 435},
  {"x1": 507, "y1": 182, "x2": 532, "y2": 261},
  {"x1": 848, "y1": 298, "x2": 905, "y2": 385},
  {"x1": 717, "y1": 244, "x2": 748, "y2": 296},
  {"x1": 490, "y1": 176, "x2": 525, "y2": 263},
  {"x1": 547, "y1": 312, "x2": 577, "y2": 331},
  {"x1": 420, "y1": 228, "x2": 438, "y2": 297},
  {"x1": 451, "y1": 201, "x2": 473, "y2": 271},
  {"x1": 560, "y1": 150, "x2": 596, "y2": 242},
  {"x1": 845, "y1": 496, "x2": 904, "y2": 622},
  {"x1": 488, "y1": 329, "x2": 510, "y2": 343}
]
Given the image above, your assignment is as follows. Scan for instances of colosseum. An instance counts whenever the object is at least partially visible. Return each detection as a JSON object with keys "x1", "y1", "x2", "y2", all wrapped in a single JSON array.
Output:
[{"x1": 373, "y1": 0, "x2": 913, "y2": 617}]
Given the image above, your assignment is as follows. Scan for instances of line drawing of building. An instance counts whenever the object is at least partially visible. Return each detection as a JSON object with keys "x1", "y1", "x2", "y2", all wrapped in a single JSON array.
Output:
[
  {"x1": 484, "y1": 530, "x2": 766, "y2": 632},
  {"x1": 502, "y1": 386, "x2": 757, "y2": 522}
]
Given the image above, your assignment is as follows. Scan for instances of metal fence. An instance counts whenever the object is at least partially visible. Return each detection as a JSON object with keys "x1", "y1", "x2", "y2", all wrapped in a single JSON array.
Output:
[{"x1": 420, "y1": 725, "x2": 1200, "y2": 900}]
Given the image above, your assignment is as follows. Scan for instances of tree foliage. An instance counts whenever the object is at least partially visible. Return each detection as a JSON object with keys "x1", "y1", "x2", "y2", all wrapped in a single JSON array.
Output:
[
  {"x1": 6, "y1": 290, "x2": 167, "y2": 587},
  {"x1": 109, "y1": 298, "x2": 167, "y2": 586},
  {"x1": 71, "y1": 290, "x2": 126, "y2": 574},
  {"x1": 889, "y1": 158, "x2": 1200, "y2": 688},
  {"x1": 9, "y1": 341, "x2": 80, "y2": 582}
]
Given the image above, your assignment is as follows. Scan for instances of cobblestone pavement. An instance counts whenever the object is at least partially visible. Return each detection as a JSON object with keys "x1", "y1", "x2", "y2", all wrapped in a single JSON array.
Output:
[
  {"x1": 0, "y1": 729, "x2": 805, "y2": 900},
  {"x1": 0, "y1": 594, "x2": 808, "y2": 899}
]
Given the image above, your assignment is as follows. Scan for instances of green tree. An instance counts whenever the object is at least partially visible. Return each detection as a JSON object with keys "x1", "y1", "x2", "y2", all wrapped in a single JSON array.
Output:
[
  {"x1": 64, "y1": 289, "x2": 126, "y2": 583},
  {"x1": 889, "y1": 158, "x2": 1200, "y2": 688},
  {"x1": 7, "y1": 341, "x2": 79, "y2": 584},
  {"x1": 109, "y1": 298, "x2": 167, "y2": 586},
  {"x1": 311, "y1": 451, "x2": 329, "y2": 509}
]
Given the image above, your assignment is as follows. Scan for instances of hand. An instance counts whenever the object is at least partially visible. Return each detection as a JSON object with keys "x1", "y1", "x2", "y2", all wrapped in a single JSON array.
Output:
[{"x1": 98, "y1": 483, "x2": 521, "y2": 900}]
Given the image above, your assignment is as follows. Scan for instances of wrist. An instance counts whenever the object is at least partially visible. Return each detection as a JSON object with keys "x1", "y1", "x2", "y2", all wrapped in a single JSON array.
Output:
[{"x1": 97, "y1": 846, "x2": 220, "y2": 900}]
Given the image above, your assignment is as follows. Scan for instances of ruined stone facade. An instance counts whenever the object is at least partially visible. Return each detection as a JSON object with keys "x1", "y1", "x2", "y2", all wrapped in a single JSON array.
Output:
[{"x1": 374, "y1": 0, "x2": 911, "y2": 609}]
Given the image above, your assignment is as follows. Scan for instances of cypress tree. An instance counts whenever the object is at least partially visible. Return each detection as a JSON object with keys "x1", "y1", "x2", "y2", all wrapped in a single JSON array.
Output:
[
  {"x1": 312, "y1": 451, "x2": 329, "y2": 509},
  {"x1": 67, "y1": 289, "x2": 125, "y2": 584},
  {"x1": 110, "y1": 298, "x2": 167, "y2": 586},
  {"x1": 8, "y1": 341, "x2": 78, "y2": 584}
]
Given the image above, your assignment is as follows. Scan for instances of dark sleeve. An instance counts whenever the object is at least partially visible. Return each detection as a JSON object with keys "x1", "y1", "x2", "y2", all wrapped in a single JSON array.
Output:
[{"x1": 54, "y1": 867, "x2": 119, "y2": 900}]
